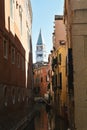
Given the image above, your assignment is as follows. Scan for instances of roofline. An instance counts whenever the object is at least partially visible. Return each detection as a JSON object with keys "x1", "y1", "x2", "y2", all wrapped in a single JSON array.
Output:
[{"x1": 55, "y1": 15, "x2": 63, "y2": 20}]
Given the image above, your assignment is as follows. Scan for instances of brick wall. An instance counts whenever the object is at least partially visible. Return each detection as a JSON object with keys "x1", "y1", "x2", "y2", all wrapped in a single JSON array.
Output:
[{"x1": 0, "y1": 30, "x2": 26, "y2": 87}]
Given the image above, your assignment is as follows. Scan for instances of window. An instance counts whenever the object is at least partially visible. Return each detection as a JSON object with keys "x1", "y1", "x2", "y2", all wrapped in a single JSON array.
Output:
[
  {"x1": 37, "y1": 54, "x2": 43, "y2": 57},
  {"x1": 46, "y1": 75, "x2": 49, "y2": 82},
  {"x1": 59, "y1": 73, "x2": 62, "y2": 89},
  {"x1": 58, "y1": 54, "x2": 61, "y2": 65},
  {"x1": 41, "y1": 77, "x2": 43, "y2": 82},
  {"x1": 18, "y1": 89, "x2": 20, "y2": 102},
  {"x1": 4, "y1": 86, "x2": 8, "y2": 106},
  {"x1": 10, "y1": 0, "x2": 13, "y2": 18},
  {"x1": 16, "y1": 1, "x2": 18, "y2": 9},
  {"x1": 11, "y1": 47, "x2": 15, "y2": 64},
  {"x1": 12, "y1": 88, "x2": 15, "y2": 104},
  {"x1": 19, "y1": 5, "x2": 23, "y2": 35},
  {"x1": 17, "y1": 53, "x2": 20, "y2": 68},
  {"x1": 20, "y1": 13, "x2": 22, "y2": 35},
  {"x1": 37, "y1": 46, "x2": 42, "y2": 51},
  {"x1": 22, "y1": 57, "x2": 25, "y2": 71},
  {"x1": 59, "y1": 40, "x2": 65, "y2": 45},
  {"x1": 3, "y1": 39, "x2": 8, "y2": 59}
]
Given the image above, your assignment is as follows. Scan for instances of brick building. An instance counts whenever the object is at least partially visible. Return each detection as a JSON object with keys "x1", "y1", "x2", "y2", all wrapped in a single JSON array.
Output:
[
  {"x1": 0, "y1": 0, "x2": 33, "y2": 111},
  {"x1": 33, "y1": 62, "x2": 49, "y2": 97}
]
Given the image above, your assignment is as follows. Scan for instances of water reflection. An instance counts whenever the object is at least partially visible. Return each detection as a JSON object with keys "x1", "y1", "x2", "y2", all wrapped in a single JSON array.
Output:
[
  {"x1": 35, "y1": 104, "x2": 55, "y2": 130},
  {"x1": 24, "y1": 104, "x2": 54, "y2": 130},
  {"x1": 35, "y1": 104, "x2": 48, "y2": 130}
]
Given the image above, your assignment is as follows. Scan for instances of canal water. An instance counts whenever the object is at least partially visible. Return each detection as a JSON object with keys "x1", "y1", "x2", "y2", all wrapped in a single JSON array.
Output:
[{"x1": 24, "y1": 103, "x2": 55, "y2": 130}]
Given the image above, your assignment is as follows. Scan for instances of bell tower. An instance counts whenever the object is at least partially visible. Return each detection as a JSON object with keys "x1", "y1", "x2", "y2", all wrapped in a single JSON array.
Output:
[{"x1": 36, "y1": 29, "x2": 47, "y2": 63}]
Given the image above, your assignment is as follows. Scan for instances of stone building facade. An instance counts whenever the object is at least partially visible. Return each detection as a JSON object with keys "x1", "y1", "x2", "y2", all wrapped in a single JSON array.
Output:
[
  {"x1": 50, "y1": 15, "x2": 68, "y2": 129},
  {"x1": 64, "y1": 0, "x2": 87, "y2": 130}
]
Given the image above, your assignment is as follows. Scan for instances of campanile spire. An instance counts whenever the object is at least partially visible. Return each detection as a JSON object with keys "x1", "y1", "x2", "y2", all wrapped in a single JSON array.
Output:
[{"x1": 36, "y1": 29, "x2": 47, "y2": 63}]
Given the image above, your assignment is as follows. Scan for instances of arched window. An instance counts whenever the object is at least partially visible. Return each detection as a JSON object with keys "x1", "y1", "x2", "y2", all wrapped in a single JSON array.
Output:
[
  {"x1": 4, "y1": 86, "x2": 8, "y2": 106},
  {"x1": 18, "y1": 88, "x2": 20, "y2": 102},
  {"x1": 4, "y1": 87, "x2": 7, "y2": 98},
  {"x1": 22, "y1": 89, "x2": 25, "y2": 101},
  {"x1": 12, "y1": 88, "x2": 15, "y2": 104}
]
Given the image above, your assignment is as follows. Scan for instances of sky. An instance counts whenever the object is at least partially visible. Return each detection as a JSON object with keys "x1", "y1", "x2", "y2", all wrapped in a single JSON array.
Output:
[{"x1": 31, "y1": 0, "x2": 64, "y2": 63}]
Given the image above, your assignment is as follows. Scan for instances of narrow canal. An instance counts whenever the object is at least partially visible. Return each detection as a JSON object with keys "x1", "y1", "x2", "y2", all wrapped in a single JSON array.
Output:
[{"x1": 23, "y1": 103, "x2": 55, "y2": 130}]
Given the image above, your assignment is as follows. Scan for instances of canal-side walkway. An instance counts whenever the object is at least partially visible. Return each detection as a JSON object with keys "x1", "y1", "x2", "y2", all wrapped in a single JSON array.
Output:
[{"x1": 0, "y1": 104, "x2": 35, "y2": 130}]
